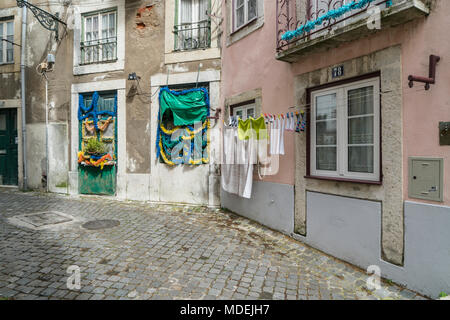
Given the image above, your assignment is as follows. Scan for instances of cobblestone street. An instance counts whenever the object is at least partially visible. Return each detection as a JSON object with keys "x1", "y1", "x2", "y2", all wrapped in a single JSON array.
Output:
[{"x1": 0, "y1": 189, "x2": 425, "y2": 300}]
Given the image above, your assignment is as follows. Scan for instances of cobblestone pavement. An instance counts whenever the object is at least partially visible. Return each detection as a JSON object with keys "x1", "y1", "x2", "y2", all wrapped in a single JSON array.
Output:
[{"x1": 0, "y1": 189, "x2": 426, "y2": 300}]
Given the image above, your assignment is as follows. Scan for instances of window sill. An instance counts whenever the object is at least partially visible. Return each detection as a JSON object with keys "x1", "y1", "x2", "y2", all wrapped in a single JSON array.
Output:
[
  {"x1": 304, "y1": 175, "x2": 382, "y2": 185},
  {"x1": 172, "y1": 47, "x2": 212, "y2": 53},
  {"x1": 231, "y1": 16, "x2": 258, "y2": 36},
  {"x1": 0, "y1": 62, "x2": 14, "y2": 66},
  {"x1": 79, "y1": 59, "x2": 118, "y2": 66},
  {"x1": 164, "y1": 47, "x2": 220, "y2": 64},
  {"x1": 227, "y1": 16, "x2": 264, "y2": 47}
]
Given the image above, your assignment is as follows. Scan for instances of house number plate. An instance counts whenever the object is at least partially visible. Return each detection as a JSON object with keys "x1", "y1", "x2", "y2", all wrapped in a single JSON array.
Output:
[{"x1": 332, "y1": 65, "x2": 344, "y2": 78}]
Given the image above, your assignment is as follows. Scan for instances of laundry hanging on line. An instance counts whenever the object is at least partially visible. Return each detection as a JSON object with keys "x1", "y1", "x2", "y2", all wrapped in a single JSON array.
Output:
[{"x1": 221, "y1": 116, "x2": 268, "y2": 199}]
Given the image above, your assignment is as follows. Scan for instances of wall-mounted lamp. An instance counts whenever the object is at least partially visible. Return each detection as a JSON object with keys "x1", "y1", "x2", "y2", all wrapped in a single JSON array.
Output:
[{"x1": 128, "y1": 72, "x2": 141, "y2": 81}]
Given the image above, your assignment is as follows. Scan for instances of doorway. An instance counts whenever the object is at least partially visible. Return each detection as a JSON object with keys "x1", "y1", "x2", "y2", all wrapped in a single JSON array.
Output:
[{"x1": 0, "y1": 108, "x2": 18, "y2": 185}]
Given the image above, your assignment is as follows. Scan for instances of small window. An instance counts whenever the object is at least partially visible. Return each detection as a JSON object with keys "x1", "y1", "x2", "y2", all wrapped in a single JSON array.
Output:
[
  {"x1": 234, "y1": 0, "x2": 257, "y2": 30},
  {"x1": 175, "y1": 0, "x2": 211, "y2": 51},
  {"x1": 0, "y1": 19, "x2": 14, "y2": 64},
  {"x1": 231, "y1": 101, "x2": 255, "y2": 120},
  {"x1": 310, "y1": 77, "x2": 380, "y2": 182},
  {"x1": 81, "y1": 9, "x2": 117, "y2": 65}
]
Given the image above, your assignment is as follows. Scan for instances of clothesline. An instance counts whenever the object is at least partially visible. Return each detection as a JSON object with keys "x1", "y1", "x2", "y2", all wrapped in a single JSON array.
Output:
[{"x1": 263, "y1": 85, "x2": 429, "y2": 114}]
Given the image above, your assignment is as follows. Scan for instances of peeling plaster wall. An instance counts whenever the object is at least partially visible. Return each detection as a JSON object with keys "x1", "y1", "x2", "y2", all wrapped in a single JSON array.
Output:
[
  {"x1": 23, "y1": 1, "x2": 72, "y2": 192},
  {"x1": 125, "y1": 0, "x2": 165, "y2": 175}
]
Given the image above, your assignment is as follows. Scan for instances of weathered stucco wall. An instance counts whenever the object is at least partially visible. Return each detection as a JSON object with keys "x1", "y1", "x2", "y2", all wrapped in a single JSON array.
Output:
[
  {"x1": 221, "y1": 0, "x2": 450, "y2": 268},
  {"x1": 125, "y1": 0, "x2": 164, "y2": 174},
  {"x1": 221, "y1": 0, "x2": 295, "y2": 186}
]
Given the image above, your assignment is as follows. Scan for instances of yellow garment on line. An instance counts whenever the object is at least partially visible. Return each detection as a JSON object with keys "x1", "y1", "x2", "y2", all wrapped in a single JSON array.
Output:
[{"x1": 238, "y1": 116, "x2": 267, "y2": 140}]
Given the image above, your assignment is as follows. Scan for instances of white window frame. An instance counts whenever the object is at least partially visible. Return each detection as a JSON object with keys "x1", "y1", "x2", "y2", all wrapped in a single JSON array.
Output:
[
  {"x1": 234, "y1": 0, "x2": 258, "y2": 31},
  {"x1": 175, "y1": 0, "x2": 211, "y2": 51},
  {"x1": 310, "y1": 77, "x2": 380, "y2": 182},
  {"x1": 232, "y1": 102, "x2": 255, "y2": 120},
  {"x1": 81, "y1": 9, "x2": 117, "y2": 65},
  {"x1": 0, "y1": 19, "x2": 14, "y2": 65}
]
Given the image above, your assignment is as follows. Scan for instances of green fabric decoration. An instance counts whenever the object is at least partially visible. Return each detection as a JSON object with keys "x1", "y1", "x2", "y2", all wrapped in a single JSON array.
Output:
[
  {"x1": 159, "y1": 87, "x2": 209, "y2": 126},
  {"x1": 157, "y1": 86, "x2": 210, "y2": 165}
]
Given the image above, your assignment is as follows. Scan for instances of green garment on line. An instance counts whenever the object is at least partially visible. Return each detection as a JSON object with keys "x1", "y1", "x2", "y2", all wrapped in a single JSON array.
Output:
[
  {"x1": 238, "y1": 116, "x2": 268, "y2": 140},
  {"x1": 159, "y1": 88, "x2": 208, "y2": 126}
]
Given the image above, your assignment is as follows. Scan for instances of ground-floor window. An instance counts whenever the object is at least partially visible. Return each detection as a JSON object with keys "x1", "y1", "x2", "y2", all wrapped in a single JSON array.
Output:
[
  {"x1": 230, "y1": 100, "x2": 255, "y2": 120},
  {"x1": 309, "y1": 76, "x2": 380, "y2": 182}
]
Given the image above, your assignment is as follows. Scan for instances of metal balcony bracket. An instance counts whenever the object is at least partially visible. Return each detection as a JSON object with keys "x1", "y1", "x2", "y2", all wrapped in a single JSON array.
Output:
[
  {"x1": 17, "y1": 0, "x2": 67, "y2": 41},
  {"x1": 408, "y1": 55, "x2": 441, "y2": 90}
]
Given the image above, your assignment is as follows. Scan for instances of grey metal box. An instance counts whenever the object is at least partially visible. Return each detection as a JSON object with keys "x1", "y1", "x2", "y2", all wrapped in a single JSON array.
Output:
[
  {"x1": 439, "y1": 122, "x2": 450, "y2": 145},
  {"x1": 408, "y1": 157, "x2": 443, "y2": 202}
]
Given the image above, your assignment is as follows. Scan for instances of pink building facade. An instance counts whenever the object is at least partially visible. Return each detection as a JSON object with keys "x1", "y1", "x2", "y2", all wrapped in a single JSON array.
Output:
[{"x1": 220, "y1": 0, "x2": 450, "y2": 298}]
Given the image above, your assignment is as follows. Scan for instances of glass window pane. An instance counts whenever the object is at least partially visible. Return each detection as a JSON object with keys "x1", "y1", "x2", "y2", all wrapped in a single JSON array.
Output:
[
  {"x1": 0, "y1": 23, "x2": 3, "y2": 63},
  {"x1": 236, "y1": 7, "x2": 244, "y2": 28},
  {"x1": 86, "y1": 17, "x2": 91, "y2": 33},
  {"x1": 348, "y1": 86, "x2": 374, "y2": 116},
  {"x1": 180, "y1": 0, "x2": 193, "y2": 23},
  {"x1": 0, "y1": 113, "x2": 6, "y2": 130},
  {"x1": 235, "y1": 110, "x2": 243, "y2": 119},
  {"x1": 6, "y1": 34, "x2": 13, "y2": 49},
  {"x1": 237, "y1": 0, "x2": 244, "y2": 7},
  {"x1": 199, "y1": 0, "x2": 209, "y2": 21},
  {"x1": 315, "y1": 93, "x2": 336, "y2": 120},
  {"x1": 316, "y1": 147, "x2": 337, "y2": 171},
  {"x1": 348, "y1": 116, "x2": 374, "y2": 144},
  {"x1": 102, "y1": 14, "x2": 108, "y2": 38},
  {"x1": 246, "y1": 108, "x2": 254, "y2": 119},
  {"x1": 6, "y1": 21, "x2": 13, "y2": 36},
  {"x1": 92, "y1": 16, "x2": 99, "y2": 40},
  {"x1": 248, "y1": 0, "x2": 257, "y2": 20},
  {"x1": 316, "y1": 120, "x2": 336, "y2": 145},
  {"x1": 109, "y1": 13, "x2": 116, "y2": 37},
  {"x1": 6, "y1": 45, "x2": 13, "y2": 62},
  {"x1": 348, "y1": 146, "x2": 374, "y2": 173}
]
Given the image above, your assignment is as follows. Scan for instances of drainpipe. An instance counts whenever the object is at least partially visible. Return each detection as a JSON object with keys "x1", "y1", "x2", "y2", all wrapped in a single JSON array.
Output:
[
  {"x1": 44, "y1": 73, "x2": 49, "y2": 192},
  {"x1": 20, "y1": 6, "x2": 27, "y2": 190}
]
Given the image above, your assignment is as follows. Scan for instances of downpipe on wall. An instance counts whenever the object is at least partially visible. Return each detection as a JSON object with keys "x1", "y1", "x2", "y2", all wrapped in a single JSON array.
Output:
[
  {"x1": 44, "y1": 73, "x2": 49, "y2": 192},
  {"x1": 20, "y1": 6, "x2": 27, "y2": 190}
]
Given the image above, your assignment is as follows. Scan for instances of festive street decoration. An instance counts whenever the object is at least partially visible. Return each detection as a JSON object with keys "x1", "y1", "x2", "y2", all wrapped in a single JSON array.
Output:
[
  {"x1": 78, "y1": 92, "x2": 117, "y2": 170},
  {"x1": 78, "y1": 152, "x2": 113, "y2": 170},
  {"x1": 78, "y1": 92, "x2": 117, "y2": 130},
  {"x1": 156, "y1": 87, "x2": 210, "y2": 165},
  {"x1": 281, "y1": 0, "x2": 392, "y2": 41}
]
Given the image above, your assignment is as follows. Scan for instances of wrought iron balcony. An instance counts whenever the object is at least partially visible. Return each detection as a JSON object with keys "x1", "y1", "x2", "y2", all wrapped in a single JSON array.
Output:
[
  {"x1": 80, "y1": 37, "x2": 117, "y2": 65},
  {"x1": 276, "y1": 0, "x2": 429, "y2": 62},
  {"x1": 173, "y1": 20, "x2": 211, "y2": 51}
]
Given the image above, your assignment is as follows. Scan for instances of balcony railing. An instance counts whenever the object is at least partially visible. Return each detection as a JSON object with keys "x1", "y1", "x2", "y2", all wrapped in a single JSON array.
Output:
[
  {"x1": 276, "y1": 0, "x2": 395, "y2": 52},
  {"x1": 173, "y1": 20, "x2": 211, "y2": 51},
  {"x1": 80, "y1": 36, "x2": 117, "y2": 65}
]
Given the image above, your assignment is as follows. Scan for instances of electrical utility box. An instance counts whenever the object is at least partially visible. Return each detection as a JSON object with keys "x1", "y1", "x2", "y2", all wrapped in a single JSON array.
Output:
[{"x1": 409, "y1": 157, "x2": 443, "y2": 202}]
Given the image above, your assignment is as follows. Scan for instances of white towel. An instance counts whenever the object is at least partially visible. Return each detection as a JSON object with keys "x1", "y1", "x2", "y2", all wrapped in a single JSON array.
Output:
[
  {"x1": 221, "y1": 125, "x2": 239, "y2": 195},
  {"x1": 279, "y1": 117, "x2": 285, "y2": 155}
]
